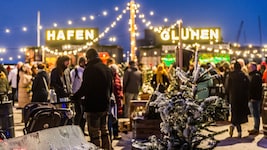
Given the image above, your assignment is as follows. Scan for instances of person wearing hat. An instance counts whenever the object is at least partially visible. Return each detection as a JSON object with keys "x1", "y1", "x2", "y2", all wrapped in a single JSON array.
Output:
[{"x1": 71, "y1": 48, "x2": 113, "y2": 150}]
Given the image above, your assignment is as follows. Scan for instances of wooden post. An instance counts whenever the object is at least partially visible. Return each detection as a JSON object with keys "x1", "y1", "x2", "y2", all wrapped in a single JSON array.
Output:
[{"x1": 176, "y1": 20, "x2": 183, "y2": 68}]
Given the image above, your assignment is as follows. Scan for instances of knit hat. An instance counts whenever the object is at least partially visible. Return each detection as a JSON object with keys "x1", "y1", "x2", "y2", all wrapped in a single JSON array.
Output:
[{"x1": 86, "y1": 48, "x2": 99, "y2": 61}]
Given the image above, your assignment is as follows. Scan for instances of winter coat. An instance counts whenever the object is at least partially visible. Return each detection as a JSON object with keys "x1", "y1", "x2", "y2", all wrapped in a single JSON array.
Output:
[
  {"x1": 227, "y1": 70, "x2": 250, "y2": 125},
  {"x1": 50, "y1": 68, "x2": 72, "y2": 100},
  {"x1": 8, "y1": 68, "x2": 18, "y2": 89},
  {"x1": 195, "y1": 73, "x2": 213, "y2": 100},
  {"x1": 73, "y1": 58, "x2": 113, "y2": 112},
  {"x1": 0, "y1": 71, "x2": 9, "y2": 94},
  {"x1": 32, "y1": 70, "x2": 49, "y2": 102},
  {"x1": 70, "y1": 66, "x2": 84, "y2": 93},
  {"x1": 123, "y1": 66, "x2": 143, "y2": 94},
  {"x1": 150, "y1": 73, "x2": 170, "y2": 93},
  {"x1": 249, "y1": 70, "x2": 263, "y2": 101},
  {"x1": 18, "y1": 71, "x2": 32, "y2": 108},
  {"x1": 112, "y1": 70, "x2": 123, "y2": 114}
]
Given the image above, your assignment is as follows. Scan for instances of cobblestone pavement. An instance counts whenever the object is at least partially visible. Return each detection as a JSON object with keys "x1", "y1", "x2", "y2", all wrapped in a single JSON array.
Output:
[{"x1": 12, "y1": 104, "x2": 267, "y2": 150}]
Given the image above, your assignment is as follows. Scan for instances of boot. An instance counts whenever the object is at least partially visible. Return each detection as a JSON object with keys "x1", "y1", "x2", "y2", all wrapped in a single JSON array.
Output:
[
  {"x1": 237, "y1": 132, "x2": 242, "y2": 138},
  {"x1": 229, "y1": 125, "x2": 234, "y2": 137}
]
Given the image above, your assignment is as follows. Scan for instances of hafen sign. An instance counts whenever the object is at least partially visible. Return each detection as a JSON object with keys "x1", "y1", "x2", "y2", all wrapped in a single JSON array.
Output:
[
  {"x1": 45, "y1": 28, "x2": 99, "y2": 46},
  {"x1": 159, "y1": 27, "x2": 222, "y2": 43}
]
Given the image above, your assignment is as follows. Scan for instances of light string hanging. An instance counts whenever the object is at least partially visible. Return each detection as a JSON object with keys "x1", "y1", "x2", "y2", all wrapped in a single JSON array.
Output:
[
  {"x1": 0, "y1": 5, "x2": 128, "y2": 62},
  {"x1": 134, "y1": 3, "x2": 266, "y2": 59},
  {"x1": 42, "y1": 4, "x2": 130, "y2": 56},
  {"x1": 0, "y1": 2, "x2": 266, "y2": 62}
]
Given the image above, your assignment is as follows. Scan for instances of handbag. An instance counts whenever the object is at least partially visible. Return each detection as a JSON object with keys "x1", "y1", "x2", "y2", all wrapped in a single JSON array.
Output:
[{"x1": 42, "y1": 77, "x2": 50, "y2": 100}]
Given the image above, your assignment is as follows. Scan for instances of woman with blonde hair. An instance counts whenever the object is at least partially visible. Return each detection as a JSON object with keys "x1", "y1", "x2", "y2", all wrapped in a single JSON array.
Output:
[
  {"x1": 18, "y1": 64, "x2": 32, "y2": 108},
  {"x1": 0, "y1": 71, "x2": 9, "y2": 94},
  {"x1": 150, "y1": 64, "x2": 170, "y2": 93}
]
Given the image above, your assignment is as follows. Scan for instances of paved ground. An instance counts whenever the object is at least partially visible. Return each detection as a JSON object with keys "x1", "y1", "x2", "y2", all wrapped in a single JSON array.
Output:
[{"x1": 11, "y1": 103, "x2": 267, "y2": 150}]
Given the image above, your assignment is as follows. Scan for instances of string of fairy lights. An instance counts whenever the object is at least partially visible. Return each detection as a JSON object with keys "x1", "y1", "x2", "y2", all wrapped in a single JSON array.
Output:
[
  {"x1": 0, "y1": 1, "x2": 267, "y2": 63},
  {"x1": 134, "y1": 4, "x2": 267, "y2": 59},
  {"x1": 41, "y1": 4, "x2": 130, "y2": 56}
]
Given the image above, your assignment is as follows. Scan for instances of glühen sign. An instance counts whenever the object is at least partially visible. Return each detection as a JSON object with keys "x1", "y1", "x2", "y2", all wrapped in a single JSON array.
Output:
[
  {"x1": 45, "y1": 28, "x2": 99, "y2": 46},
  {"x1": 159, "y1": 27, "x2": 222, "y2": 43}
]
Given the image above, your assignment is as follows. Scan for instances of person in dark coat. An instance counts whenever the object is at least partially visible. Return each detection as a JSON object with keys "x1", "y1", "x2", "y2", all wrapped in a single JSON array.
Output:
[
  {"x1": 123, "y1": 61, "x2": 143, "y2": 118},
  {"x1": 227, "y1": 61, "x2": 250, "y2": 138},
  {"x1": 247, "y1": 62, "x2": 263, "y2": 135},
  {"x1": 72, "y1": 48, "x2": 113, "y2": 150},
  {"x1": 32, "y1": 63, "x2": 49, "y2": 102},
  {"x1": 150, "y1": 64, "x2": 170, "y2": 93},
  {"x1": 50, "y1": 56, "x2": 72, "y2": 101}
]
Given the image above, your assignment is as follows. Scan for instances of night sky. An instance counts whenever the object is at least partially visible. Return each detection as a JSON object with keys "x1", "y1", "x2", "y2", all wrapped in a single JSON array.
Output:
[{"x1": 0, "y1": 0, "x2": 266, "y2": 64}]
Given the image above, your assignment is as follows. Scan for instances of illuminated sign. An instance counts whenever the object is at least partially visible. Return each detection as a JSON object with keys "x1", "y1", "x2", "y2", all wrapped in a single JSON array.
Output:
[
  {"x1": 159, "y1": 27, "x2": 221, "y2": 43},
  {"x1": 45, "y1": 28, "x2": 99, "y2": 46},
  {"x1": 199, "y1": 53, "x2": 230, "y2": 64}
]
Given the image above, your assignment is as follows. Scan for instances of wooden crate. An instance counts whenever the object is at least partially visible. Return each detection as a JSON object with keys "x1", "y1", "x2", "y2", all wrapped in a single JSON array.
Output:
[
  {"x1": 130, "y1": 100, "x2": 148, "y2": 130},
  {"x1": 139, "y1": 93, "x2": 151, "y2": 100},
  {"x1": 132, "y1": 119, "x2": 161, "y2": 139}
]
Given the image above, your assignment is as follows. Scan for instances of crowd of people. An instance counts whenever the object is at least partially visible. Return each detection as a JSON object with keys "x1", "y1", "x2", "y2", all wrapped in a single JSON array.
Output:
[
  {"x1": 0, "y1": 48, "x2": 143, "y2": 150},
  {"x1": 183, "y1": 58, "x2": 264, "y2": 138},
  {"x1": 0, "y1": 48, "x2": 267, "y2": 148}
]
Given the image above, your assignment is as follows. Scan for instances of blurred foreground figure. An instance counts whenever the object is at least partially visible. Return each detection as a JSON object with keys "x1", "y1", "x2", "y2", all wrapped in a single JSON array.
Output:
[{"x1": 72, "y1": 48, "x2": 113, "y2": 150}]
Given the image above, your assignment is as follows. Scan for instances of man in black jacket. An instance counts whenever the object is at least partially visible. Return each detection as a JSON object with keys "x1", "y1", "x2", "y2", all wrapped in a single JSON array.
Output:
[
  {"x1": 248, "y1": 62, "x2": 263, "y2": 135},
  {"x1": 72, "y1": 48, "x2": 113, "y2": 150}
]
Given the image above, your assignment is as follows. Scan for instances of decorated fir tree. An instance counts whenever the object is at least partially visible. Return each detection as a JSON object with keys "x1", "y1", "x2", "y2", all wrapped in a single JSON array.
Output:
[{"x1": 134, "y1": 51, "x2": 229, "y2": 150}]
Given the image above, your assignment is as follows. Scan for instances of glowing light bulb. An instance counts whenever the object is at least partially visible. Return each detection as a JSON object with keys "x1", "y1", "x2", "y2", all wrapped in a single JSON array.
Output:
[
  {"x1": 90, "y1": 15, "x2": 95, "y2": 20},
  {"x1": 164, "y1": 18, "x2": 168, "y2": 22},
  {"x1": 5, "y1": 29, "x2": 10, "y2": 33},
  {"x1": 53, "y1": 23, "x2": 58, "y2": 27},
  {"x1": 102, "y1": 11, "x2": 108, "y2": 16},
  {"x1": 150, "y1": 11, "x2": 154, "y2": 16},
  {"x1": 22, "y1": 27, "x2": 27, "y2": 32},
  {"x1": 114, "y1": 6, "x2": 119, "y2": 11},
  {"x1": 68, "y1": 20, "x2": 72, "y2": 25},
  {"x1": 81, "y1": 17, "x2": 86, "y2": 21}
]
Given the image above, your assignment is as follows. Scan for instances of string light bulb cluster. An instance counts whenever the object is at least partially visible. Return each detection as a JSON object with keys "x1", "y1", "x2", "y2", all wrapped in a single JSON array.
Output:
[
  {"x1": 0, "y1": 1, "x2": 266, "y2": 62},
  {"x1": 42, "y1": 5, "x2": 130, "y2": 55}
]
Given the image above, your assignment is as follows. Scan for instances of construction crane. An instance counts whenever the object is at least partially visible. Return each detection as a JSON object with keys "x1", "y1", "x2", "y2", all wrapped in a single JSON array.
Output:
[{"x1": 236, "y1": 20, "x2": 244, "y2": 43}]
